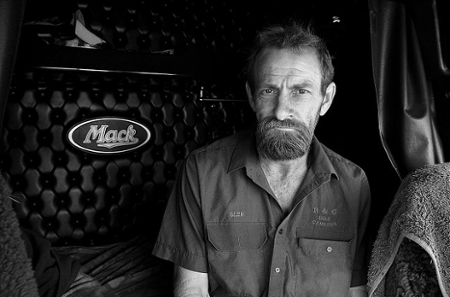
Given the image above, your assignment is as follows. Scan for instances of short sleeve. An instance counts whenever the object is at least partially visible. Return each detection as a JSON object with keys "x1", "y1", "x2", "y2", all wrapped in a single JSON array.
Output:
[
  {"x1": 152, "y1": 156, "x2": 208, "y2": 272},
  {"x1": 350, "y1": 173, "x2": 372, "y2": 287}
]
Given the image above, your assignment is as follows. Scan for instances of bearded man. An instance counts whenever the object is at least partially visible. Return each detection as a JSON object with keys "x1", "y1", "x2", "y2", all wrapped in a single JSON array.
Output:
[{"x1": 152, "y1": 22, "x2": 371, "y2": 297}]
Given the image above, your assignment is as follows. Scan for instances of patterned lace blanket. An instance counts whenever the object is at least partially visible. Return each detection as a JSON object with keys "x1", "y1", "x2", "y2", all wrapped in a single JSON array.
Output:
[
  {"x1": 385, "y1": 237, "x2": 442, "y2": 297},
  {"x1": 367, "y1": 163, "x2": 450, "y2": 297}
]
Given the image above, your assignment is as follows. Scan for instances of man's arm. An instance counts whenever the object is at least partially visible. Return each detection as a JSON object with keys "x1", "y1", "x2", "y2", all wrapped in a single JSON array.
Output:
[
  {"x1": 349, "y1": 285, "x2": 368, "y2": 297},
  {"x1": 174, "y1": 265, "x2": 209, "y2": 297}
]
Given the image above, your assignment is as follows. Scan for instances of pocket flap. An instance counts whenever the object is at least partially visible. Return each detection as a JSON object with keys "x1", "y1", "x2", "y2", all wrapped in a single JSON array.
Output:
[
  {"x1": 298, "y1": 237, "x2": 351, "y2": 258},
  {"x1": 207, "y1": 223, "x2": 267, "y2": 251}
]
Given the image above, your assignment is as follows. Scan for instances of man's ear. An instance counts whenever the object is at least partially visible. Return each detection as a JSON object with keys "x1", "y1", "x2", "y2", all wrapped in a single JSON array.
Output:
[
  {"x1": 245, "y1": 82, "x2": 256, "y2": 111},
  {"x1": 319, "y1": 82, "x2": 336, "y2": 116}
]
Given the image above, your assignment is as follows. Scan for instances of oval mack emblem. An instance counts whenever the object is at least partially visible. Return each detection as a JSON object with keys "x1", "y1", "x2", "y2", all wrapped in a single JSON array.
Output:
[{"x1": 67, "y1": 117, "x2": 151, "y2": 154}]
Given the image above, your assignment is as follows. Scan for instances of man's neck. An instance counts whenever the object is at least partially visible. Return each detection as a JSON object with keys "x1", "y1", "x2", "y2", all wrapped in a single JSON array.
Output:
[
  {"x1": 259, "y1": 154, "x2": 309, "y2": 180},
  {"x1": 259, "y1": 153, "x2": 310, "y2": 214}
]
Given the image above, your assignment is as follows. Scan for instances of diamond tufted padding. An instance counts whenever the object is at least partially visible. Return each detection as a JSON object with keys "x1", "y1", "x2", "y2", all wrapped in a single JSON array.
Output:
[
  {"x1": 0, "y1": 70, "x2": 254, "y2": 246},
  {"x1": 76, "y1": 0, "x2": 257, "y2": 54}
]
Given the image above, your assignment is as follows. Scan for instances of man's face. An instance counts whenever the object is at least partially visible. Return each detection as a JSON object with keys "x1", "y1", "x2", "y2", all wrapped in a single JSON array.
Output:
[{"x1": 247, "y1": 48, "x2": 336, "y2": 161}]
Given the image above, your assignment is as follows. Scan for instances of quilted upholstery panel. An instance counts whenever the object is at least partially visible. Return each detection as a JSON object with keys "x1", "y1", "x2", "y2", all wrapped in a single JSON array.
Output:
[
  {"x1": 0, "y1": 70, "x2": 254, "y2": 246},
  {"x1": 76, "y1": 0, "x2": 256, "y2": 53}
]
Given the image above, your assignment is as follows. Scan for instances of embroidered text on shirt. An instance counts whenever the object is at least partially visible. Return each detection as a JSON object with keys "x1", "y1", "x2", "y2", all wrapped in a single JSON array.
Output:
[
  {"x1": 311, "y1": 207, "x2": 338, "y2": 227},
  {"x1": 230, "y1": 211, "x2": 244, "y2": 217}
]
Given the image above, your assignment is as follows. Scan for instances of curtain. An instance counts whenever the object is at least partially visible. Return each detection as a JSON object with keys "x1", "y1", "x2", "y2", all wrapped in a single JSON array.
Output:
[
  {"x1": 368, "y1": 0, "x2": 446, "y2": 179},
  {"x1": 0, "y1": 0, "x2": 26, "y2": 133}
]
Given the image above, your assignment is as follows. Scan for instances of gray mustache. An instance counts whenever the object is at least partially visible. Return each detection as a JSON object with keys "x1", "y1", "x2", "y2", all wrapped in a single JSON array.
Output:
[{"x1": 263, "y1": 119, "x2": 302, "y2": 130}]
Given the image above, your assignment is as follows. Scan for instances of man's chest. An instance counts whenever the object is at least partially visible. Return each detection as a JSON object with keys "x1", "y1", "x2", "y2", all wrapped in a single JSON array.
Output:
[
  {"x1": 203, "y1": 181, "x2": 358, "y2": 297},
  {"x1": 202, "y1": 178, "x2": 357, "y2": 237},
  {"x1": 262, "y1": 163, "x2": 308, "y2": 214}
]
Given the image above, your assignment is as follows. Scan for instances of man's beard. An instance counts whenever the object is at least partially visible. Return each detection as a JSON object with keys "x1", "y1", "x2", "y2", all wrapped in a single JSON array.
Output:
[{"x1": 255, "y1": 116, "x2": 317, "y2": 161}]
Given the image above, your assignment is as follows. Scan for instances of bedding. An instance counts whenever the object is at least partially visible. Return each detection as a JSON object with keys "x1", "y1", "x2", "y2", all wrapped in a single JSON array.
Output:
[
  {"x1": 367, "y1": 163, "x2": 450, "y2": 297},
  {"x1": 1, "y1": 173, "x2": 173, "y2": 297}
]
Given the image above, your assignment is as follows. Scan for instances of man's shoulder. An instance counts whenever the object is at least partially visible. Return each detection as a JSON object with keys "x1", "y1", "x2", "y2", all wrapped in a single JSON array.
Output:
[
  {"x1": 319, "y1": 142, "x2": 367, "y2": 179},
  {"x1": 185, "y1": 129, "x2": 249, "y2": 168},
  {"x1": 191, "y1": 129, "x2": 248, "y2": 156}
]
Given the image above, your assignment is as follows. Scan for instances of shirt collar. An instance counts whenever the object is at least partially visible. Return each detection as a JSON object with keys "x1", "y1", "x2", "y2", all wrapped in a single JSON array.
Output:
[
  {"x1": 227, "y1": 128, "x2": 259, "y2": 174},
  {"x1": 308, "y1": 137, "x2": 339, "y2": 180},
  {"x1": 227, "y1": 128, "x2": 339, "y2": 180}
]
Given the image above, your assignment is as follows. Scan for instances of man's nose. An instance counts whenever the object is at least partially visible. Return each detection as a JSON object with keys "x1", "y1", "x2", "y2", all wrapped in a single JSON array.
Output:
[{"x1": 273, "y1": 93, "x2": 292, "y2": 121}]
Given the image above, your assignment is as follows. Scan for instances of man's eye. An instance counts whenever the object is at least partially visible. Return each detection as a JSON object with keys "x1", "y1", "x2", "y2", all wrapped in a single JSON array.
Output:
[
  {"x1": 296, "y1": 89, "x2": 309, "y2": 94},
  {"x1": 258, "y1": 89, "x2": 275, "y2": 98}
]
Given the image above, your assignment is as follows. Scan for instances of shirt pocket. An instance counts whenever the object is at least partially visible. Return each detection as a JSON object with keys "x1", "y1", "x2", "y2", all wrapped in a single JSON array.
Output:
[
  {"x1": 295, "y1": 236, "x2": 354, "y2": 296},
  {"x1": 206, "y1": 222, "x2": 267, "y2": 251},
  {"x1": 206, "y1": 223, "x2": 269, "y2": 296},
  {"x1": 298, "y1": 237, "x2": 352, "y2": 268}
]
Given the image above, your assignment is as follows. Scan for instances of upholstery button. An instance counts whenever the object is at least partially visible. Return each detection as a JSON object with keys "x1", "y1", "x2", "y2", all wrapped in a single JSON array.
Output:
[
  {"x1": 275, "y1": 268, "x2": 280, "y2": 273},
  {"x1": 327, "y1": 246, "x2": 333, "y2": 253}
]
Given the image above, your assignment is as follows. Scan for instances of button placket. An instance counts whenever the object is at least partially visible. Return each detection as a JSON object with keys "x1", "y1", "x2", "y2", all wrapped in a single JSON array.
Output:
[{"x1": 268, "y1": 224, "x2": 286, "y2": 297}]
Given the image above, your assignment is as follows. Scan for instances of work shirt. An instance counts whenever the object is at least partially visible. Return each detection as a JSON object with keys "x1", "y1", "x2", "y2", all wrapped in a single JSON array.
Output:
[{"x1": 152, "y1": 128, "x2": 371, "y2": 297}]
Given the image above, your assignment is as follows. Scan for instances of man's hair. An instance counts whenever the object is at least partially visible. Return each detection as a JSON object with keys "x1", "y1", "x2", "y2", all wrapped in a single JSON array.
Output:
[{"x1": 245, "y1": 22, "x2": 334, "y2": 96}]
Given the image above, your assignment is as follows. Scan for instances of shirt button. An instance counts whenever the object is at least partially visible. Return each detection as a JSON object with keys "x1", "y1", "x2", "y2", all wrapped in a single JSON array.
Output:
[
  {"x1": 275, "y1": 267, "x2": 281, "y2": 273},
  {"x1": 326, "y1": 246, "x2": 333, "y2": 253},
  {"x1": 278, "y1": 229, "x2": 283, "y2": 235}
]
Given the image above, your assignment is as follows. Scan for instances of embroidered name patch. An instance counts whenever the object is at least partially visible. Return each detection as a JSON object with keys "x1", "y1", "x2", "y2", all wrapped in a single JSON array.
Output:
[
  {"x1": 311, "y1": 207, "x2": 338, "y2": 227},
  {"x1": 230, "y1": 211, "x2": 244, "y2": 218}
]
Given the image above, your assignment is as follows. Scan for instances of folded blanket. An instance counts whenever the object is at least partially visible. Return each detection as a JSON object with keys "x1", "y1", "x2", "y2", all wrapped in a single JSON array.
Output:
[
  {"x1": 367, "y1": 163, "x2": 450, "y2": 297},
  {"x1": 55, "y1": 236, "x2": 173, "y2": 297},
  {"x1": 21, "y1": 227, "x2": 81, "y2": 297},
  {"x1": 0, "y1": 175, "x2": 39, "y2": 297}
]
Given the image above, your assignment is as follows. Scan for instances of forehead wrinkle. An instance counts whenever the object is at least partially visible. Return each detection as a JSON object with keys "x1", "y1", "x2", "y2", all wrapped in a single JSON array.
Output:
[
  {"x1": 255, "y1": 49, "x2": 323, "y2": 89},
  {"x1": 263, "y1": 70, "x2": 316, "y2": 88},
  {"x1": 264, "y1": 66, "x2": 320, "y2": 82},
  {"x1": 265, "y1": 66, "x2": 306, "y2": 77}
]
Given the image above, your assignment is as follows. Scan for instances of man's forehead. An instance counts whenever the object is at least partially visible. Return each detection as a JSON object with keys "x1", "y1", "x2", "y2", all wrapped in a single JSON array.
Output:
[
  {"x1": 261, "y1": 67, "x2": 320, "y2": 86},
  {"x1": 264, "y1": 67, "x2": 310, "y2": 77},
  {"x1": 256, "y1": 49, "x2": 322, "y2": 80}
]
